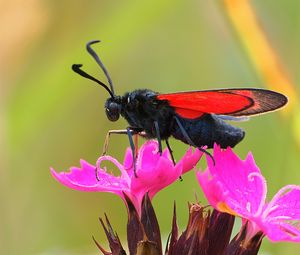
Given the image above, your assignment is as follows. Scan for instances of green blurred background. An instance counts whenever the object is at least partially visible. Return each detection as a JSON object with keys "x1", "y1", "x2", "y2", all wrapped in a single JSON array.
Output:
[{"x1": 2, "y1": 0, "x2": 300, "y2": 254}]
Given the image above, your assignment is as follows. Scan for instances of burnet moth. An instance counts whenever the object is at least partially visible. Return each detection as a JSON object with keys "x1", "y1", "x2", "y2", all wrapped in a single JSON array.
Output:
[{"x1": 72, "y1": 40, "x2": 287, "y2": 170}]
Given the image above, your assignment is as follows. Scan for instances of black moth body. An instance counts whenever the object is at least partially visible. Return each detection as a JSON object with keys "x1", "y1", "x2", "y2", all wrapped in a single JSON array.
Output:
[{"x1": 106, "y1": 89, "x2": 244, "y2": 149}]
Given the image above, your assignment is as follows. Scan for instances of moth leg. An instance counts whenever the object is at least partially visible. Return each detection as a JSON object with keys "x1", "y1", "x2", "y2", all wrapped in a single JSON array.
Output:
[
  {"x1": 128, "y1": 127, "x2": 144, "y2": 174},
  {"x1": 98, "y1": 129, "x2": 130, "y2": 181},
  {"x1": 98, "y1": 128, "x2": 139, "y2": 181},
  {"x1": 166, "y1": 139, "x2": 182, "y2": 181},
  {"x1": 134, "y1": 132, "x2": 139, "y2": 158},
  {"x1": 126, "y1": 127, "x2": 138, "y2": 178},
  {"x1": 174, "y1": 116, "x2": 215, "y2": 165},
  {"x1": 166, "y1": 139, "x2": 176, "y2": 166},
  {"x1": 154, "y1": 121, "x2": 162, "y2": 155},
  {"x1": 102, "y1": 129, "x2": 128, "y2": 155}
]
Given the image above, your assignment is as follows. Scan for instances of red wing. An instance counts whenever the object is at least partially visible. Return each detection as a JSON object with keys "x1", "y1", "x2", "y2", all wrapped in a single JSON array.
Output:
[{"x1": 157, "y1": 88, "x2": 287, "y2": 119}]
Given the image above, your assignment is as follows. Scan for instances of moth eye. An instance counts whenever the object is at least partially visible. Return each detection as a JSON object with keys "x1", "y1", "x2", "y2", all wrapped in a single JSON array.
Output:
[{"x1": 106, "y1": 102, "x2": 120, "y2": 122}]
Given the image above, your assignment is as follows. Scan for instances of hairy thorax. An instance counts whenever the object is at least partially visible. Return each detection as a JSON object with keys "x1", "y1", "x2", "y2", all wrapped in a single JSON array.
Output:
[{"x1": 120, "y1": 89, "x2": 175, "y2": 139}]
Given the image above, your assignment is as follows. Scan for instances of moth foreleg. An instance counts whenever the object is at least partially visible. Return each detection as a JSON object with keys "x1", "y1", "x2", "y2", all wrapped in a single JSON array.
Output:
[{"x1": 102, "y1": 129, "x2": 129, "y2": 155}]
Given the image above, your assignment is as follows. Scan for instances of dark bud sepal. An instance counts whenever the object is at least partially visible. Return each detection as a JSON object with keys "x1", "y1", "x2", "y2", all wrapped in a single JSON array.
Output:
[
  {"x1": 125, "y1": 192, "x2": 162, "y2": 255},
  {"x1": 95, "y1": 195, "x2": 264, "y2": 255},
  {"x1": 93, "y1": 214, "x2": 126, "y2": 255},
  {"x1": 226, "y1": 222, "x2": 264, "y2": 255},
  {"x1": 166, "y1": 203, "x2": 235, "y2": 255}
]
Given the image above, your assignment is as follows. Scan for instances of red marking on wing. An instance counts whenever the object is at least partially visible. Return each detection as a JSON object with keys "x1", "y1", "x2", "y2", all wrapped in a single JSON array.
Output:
[
  {"x1": 174, "y1": 108, "x2": 204, "y2": 119},
  {"x1": 157, "y1": 89, "x2": 287, "y2": 119},
  {"x1": 157, "y1": 90, "x2": 252, "y2": 119}
]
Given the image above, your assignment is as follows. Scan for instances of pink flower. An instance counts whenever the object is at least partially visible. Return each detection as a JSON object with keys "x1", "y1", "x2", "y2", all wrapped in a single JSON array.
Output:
[
  {"x1": 197, "y1": 144, "x2": 300, "y2": 243},
  {"x1": 51, "y1": 140, "x2": 203, "y2": 215}
]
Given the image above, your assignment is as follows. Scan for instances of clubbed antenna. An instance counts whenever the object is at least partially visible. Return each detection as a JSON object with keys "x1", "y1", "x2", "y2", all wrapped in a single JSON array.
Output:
[
  {"x1": 86, "y1": 40, "x2": 115, "y2": 96},
  {"x1": 72, "y1": 64, "x2": 115, "y2": 98}
]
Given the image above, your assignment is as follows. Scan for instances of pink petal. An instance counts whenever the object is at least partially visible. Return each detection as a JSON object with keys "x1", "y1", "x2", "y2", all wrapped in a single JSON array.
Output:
[
  {"x1": 197, "y1": 170, "x2": 227, "y2": 210},
  {"x1": 265, "y1": 185, "x2": 300, "y2": 220},
  {"x1": 197, "y1": 144, "x2": 300, "y2": 243},
  {"x1": 263, "y1": 221, "x2": 300, "y2": 242},
  {"x1": 202, "y1": 145, "x2": 266, "y2": 217},
  {"x1": 51, "y1": 140, "x2": 203, "y2": 216},
  {"x1": 253, "y1": 185, "x2": 300, "y2": 242},
  {"x1": 96, "y1": 155, "x2": 131, "y2": 184},
  {"x1": 131, "y1": 155, "x2": 179, "y2": 204},
  {"x1": 179, "y1": 147, "x2": 204, "y2": 174},
  {"x1": 51, "y1": 158, "x2": 130, "y2": 196},
  {"x1": 137, "y1": 140, "x2": 165, "y2": 170},
  {"x1": 123, "y1": 140, "x2": 168, "y2": 178},
  {"x1": 148, "y1": 156, "x2": 182, "y2": 197},
  {"x1": 123, "y1": 147, "x2": 134, "y2": 173}
]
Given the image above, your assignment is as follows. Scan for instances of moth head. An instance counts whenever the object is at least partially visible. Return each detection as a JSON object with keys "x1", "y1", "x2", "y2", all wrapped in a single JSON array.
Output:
[
  {"x1": 105, "y1": 98, "x2": 121, "y2": 122},
  {"x1": 72, "y1": 40, "x2": 120, "y2": 122}
]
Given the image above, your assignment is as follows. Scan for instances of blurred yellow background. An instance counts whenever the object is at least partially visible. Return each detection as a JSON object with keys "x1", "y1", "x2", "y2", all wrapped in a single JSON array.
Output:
[{"x1": 2, "y1": 0, "x2": 300, "y2": 254}]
